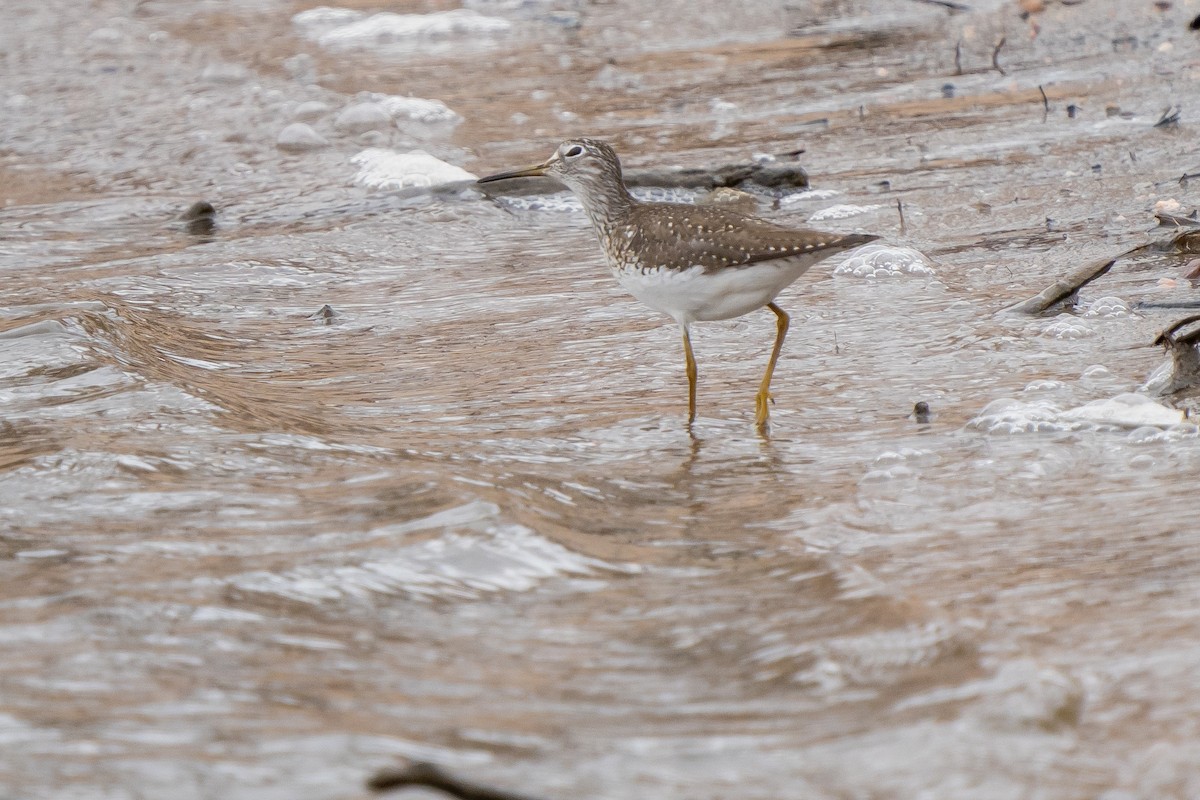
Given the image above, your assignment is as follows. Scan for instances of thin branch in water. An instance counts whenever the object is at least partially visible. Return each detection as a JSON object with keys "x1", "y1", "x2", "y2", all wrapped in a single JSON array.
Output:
[
  {"x1": 897, "y1": 199, "x2": 907, "y2": 236},
  {"x1": 369, "y1": 763, "x2": 545, "y2": 800},
  {"x1": 954, "y1": 41, "x2": 962, "y2": 75},
  {"x1": 1000, "y1": 250, "x2": 1132, "y2": 315},
  {"x1": 1038, "y1": 84, "x2": 1049, "y2": 118},
  {"x1": 1155, "y1": 105, "x2": 1182, "y2": 128},
  {"x1": 992, "y1": 36, "x2": 1007, "y2": 75},
  {"x1": 908, "y1": 0, "x2": 971, "y2": 9}
]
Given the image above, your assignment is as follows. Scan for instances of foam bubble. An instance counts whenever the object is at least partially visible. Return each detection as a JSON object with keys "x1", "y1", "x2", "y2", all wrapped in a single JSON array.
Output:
[
  {"x1": 778, "y1": 188, "x2": 841, "y2": 208},
  {"x1": 808, "y1": 203, "x2": 883, "y2": 221},
  {"x1": 968, "y1": 397, "x2": 1071, "y2": 434},
  {"x1": 833, "y1": 244, "x2": 935, "y2": 279},
  {"x1": 1082, "y1": 295, "x2": 1131, "y2": 318},
  {"x1": 376, "y1": 95, "x2": 462, "y2": 126},
  {"x1": 1039, "y1": 319, "x2": 1094, "y2": 340}
]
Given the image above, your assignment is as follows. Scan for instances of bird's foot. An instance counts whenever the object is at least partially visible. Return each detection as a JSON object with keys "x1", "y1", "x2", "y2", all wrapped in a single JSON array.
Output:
[{"x1": 754, "y1": 391, "x2": 774, "y2": 429}]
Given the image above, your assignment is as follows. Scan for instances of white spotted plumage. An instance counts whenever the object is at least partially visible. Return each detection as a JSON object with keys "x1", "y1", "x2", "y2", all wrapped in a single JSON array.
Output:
[{"x1": 477, "y1": 137, "x2": 878, "y2": 428}]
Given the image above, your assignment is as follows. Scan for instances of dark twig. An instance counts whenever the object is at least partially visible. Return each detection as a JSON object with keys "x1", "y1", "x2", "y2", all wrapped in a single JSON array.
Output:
[
  {"x1": 992, "y1": 36, "x2": 1007, "y2": 75},
  {"x1": 896, "y1": 199, "x2": 907, "y2": 236},
  {"x1": 1138, "y1": 301, "x2": 1200, "y2": 310},
  {"x1": 1178, "y1": 171, "x2": 1200, "y2": 185},
  {"x1": 954, "y1": 41, "x2": 962, "y2": 75},
  {"x1": 908, "y1": 0, "x2": 970, "y2": 10},
  {"x1": 368, "y1": 763, "x2": 545, "y2": 800},
  {"x1": 1038, "y1": 84, "x2": 1049, "y2": 118},
  {"x1": 1156, "y1": 210, "x2": 1199, "y2": 228},
  {"x1": 1155, "y1": 105, "x2": 1181, "y2": 128},
  {"x1": 1151, "y1": 315, "x2": 1200, "y2": 396},
  {"x1": 1171, "y1": 229, "x2": 1200, "y2": 253},
  {"x1": 1154, "y1": 315, "x2": 1200, "y2": 349}
]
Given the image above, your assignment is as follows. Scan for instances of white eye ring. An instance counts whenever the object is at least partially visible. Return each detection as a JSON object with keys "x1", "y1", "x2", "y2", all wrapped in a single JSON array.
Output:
[{"x1": 564, "y1": 145, "x2": 584, "y2": 158}]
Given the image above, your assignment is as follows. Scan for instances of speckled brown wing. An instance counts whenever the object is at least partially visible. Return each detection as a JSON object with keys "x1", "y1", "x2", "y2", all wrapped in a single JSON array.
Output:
[{"x1": 618, "y1": 203, "x2": 878, "y2": 274}]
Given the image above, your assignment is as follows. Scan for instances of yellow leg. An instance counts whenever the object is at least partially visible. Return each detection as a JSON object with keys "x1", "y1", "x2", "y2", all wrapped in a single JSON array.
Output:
[
  {"x1": 682, "y1": 324, "x2": 697, "y2": 425},
  {"x1": 755, "y1": 302, "x2": 789, "y2": 430}
]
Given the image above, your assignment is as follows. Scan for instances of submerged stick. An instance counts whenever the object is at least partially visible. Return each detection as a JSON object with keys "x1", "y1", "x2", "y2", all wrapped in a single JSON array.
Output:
[
  {"x1": 1172, "y1": 229, "x2": 1200, "y2": 253},
  {"x1": 1155, "y1": 105, "x2": 1181, "y2": 128},
  {"x1": 1154, "y1": 315, "x2": 1200, "y2": 349},
  {"x1": 1000, "y1": 252, "x2": 1125, "y2": 315},
  {"x1": 908, "y1": 0, "x2": 971, "y2": 10},
  {"x1": 896, "y1": 199, "x2": 907, "y2": 235},
  {"x1": 1150, "y1": 315, "x2": 1200, "y2": 396},
  {"x1": 368, "y1": 762, "x2": 546, "y2": 800},
  {"x1": 992, "y1": 36, "x2": 1008, "y2": 76}
]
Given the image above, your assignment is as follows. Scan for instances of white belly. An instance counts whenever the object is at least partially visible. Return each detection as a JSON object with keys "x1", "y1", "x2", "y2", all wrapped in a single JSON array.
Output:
[{"x1": 613, "y1": 256, "x2": 816, "y2": 324}]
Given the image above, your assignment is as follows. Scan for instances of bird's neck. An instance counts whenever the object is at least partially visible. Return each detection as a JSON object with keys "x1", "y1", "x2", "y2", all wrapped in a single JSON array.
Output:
[{"x1": 574, "y1": 179, "x2": 635, "y2": 235}]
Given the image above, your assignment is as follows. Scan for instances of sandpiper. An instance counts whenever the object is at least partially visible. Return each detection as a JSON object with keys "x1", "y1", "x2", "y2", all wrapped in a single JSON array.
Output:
[{"x1": 478, "y1": 138, "x2": 878, "y2": 431}]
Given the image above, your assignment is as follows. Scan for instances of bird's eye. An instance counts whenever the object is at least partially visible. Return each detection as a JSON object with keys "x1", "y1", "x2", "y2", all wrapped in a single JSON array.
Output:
[{"x1": 564, "y1": 145, "x2": 584, "y2": 158}]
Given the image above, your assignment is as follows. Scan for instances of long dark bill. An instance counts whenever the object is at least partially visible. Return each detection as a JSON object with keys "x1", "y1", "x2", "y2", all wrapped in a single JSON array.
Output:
[{"x1": 476, "y1": 163, "x2": 548, "y2": 183}]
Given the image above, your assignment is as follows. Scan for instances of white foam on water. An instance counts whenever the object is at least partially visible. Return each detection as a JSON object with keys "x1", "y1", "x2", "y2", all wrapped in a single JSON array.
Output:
[
  {"x1": 808, "y1": 203, "x2": 883, "y2": 221},
  {"x1": 1082, "y1": 295, "x2": 1131, "y2": 318},
  {"x1": 291, "y1": 6, "x2": 365, "y2": 35},
  {"x1": 1038, "y1": 318, "x2": 1094, "y2": 339},
  {"x1": 833, "y1": 244, "x2": 935, "y2": 279},
  {"x1": 1060, "y1": 393, "x2": 1186, "y2": 428},
  {"x1": 1140, "y1": 359, "x2": 1176, "y2": 396},
  {"x1": 375, "y1": 94, "x2": 462, "y2": 126},
  {"x1": 298, "y1": 8, "x2": 513, "y2": 50},
  {"x1": 351, "y1": 148, "x2": 476, "y2": 189},
  {"x1": 778, "y1": 188, "x2": 841, "y2": 208},
  {"x1": 969, "y1": 397, "x2": 1088, "y2": 435},
  {"x1": 969, "y1": 393, "x2": 1189, "y2": 434},
  {"x1": 333, "y1": 102, "x2": 391, "y2": 133}
]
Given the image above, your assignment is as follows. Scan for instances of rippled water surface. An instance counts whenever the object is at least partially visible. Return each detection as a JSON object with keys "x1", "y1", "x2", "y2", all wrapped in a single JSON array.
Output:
[{"x1": 5, "y1": 1, "x2": 1200, "y2": 798}]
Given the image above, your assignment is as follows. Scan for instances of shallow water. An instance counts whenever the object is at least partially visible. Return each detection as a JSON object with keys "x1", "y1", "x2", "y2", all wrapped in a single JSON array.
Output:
[{"x1": 5, "y1": 1, "x2": 1200, "y2": 798}]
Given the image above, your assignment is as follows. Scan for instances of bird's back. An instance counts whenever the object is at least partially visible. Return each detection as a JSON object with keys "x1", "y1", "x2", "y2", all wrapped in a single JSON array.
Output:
[{"x1": 601, "y1": 201, "x2": 877, "y2": 276}]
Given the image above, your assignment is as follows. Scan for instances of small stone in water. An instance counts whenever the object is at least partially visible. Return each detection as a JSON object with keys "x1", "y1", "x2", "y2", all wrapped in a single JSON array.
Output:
[
  {"x1": 308, "y1": 305, "x2": 340, "y2": 325},
  {"x1": 180, "y1": 201, "x2": 216, "y2": 236},
  {"x1": 276, "y1": 123, "x2": 327, "y2": 152},
  {"x1": 180, "y1": 201, "x2": 215, "y2": 221}
]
